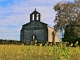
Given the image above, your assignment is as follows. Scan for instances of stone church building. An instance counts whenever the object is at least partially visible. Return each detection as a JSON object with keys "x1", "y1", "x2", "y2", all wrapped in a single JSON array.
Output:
[{"x1": 20, "y1": 9, "x2": 59, "y2": 44}]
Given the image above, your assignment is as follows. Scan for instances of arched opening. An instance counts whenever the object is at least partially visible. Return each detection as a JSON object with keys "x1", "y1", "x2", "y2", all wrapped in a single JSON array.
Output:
[
  {"x1": 36, "y1": 14, "x2": 39, "y2": 20},
  {"x1": 32, "y1": 14, "x2": 34, "y2": 20},
  {"x1": 32, "y1": 35, "x2": 36, "y2": 40},
  {"x1": 52, "y1": 32, "x2": 55, "y2": 44}
]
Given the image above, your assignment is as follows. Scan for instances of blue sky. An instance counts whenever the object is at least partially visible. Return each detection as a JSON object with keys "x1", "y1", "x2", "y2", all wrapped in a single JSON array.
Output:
[{"x1": 0, "y1": 0, "x2": 74, "y2": 40}]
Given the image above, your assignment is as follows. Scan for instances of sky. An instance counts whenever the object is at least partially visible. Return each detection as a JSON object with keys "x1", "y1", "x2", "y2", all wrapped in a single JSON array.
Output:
[{"x1": 0, "y1": 0, "x2": 74, "y2": 40}]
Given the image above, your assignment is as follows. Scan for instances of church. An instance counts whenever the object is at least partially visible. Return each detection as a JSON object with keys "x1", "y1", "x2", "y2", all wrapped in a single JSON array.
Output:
[{"x1": 20, "y1": 9, "x2": 59, "y2": 44}]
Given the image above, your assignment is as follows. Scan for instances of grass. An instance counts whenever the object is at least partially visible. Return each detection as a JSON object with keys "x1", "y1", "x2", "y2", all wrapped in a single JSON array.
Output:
[{"x1": 0, "y1": 44, "x2": 80, "y2": 60}]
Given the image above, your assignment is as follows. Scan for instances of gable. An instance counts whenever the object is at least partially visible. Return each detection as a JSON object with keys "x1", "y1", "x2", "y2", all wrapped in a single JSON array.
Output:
[{"x1": 21, "y1": 21, "x2": 47, "y2": 30}]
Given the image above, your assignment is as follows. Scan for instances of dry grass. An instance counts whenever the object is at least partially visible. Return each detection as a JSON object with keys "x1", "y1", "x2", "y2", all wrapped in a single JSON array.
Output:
[{"x1": 0, "y1": 44, "x2": 80, "y2": 60}]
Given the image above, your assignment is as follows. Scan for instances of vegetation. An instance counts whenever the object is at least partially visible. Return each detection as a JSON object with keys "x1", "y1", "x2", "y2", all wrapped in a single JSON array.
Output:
[
  {"x1": 54, "y1": 1, "x2": 80, "y2": 44},
  {"x1": 0, "y1": 42, "x2": 80, "y2": 60}
]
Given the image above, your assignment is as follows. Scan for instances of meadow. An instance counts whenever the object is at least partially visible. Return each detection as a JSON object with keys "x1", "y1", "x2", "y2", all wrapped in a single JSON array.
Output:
[{"x1": 0, "y1": 43, "x2": 80, "y2": 60}]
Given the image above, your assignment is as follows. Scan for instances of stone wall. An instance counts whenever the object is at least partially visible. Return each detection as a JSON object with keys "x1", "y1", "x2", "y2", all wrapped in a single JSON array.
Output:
[
  {"x1": 54, "y1": 31, "x2": 59, "y2": 42},
  {"x1": 20, "y1": 28, "x2": 48, "y2": 44},
  {"x1": 47, "y1": 26, "x2": 59, "y2": 43},
  {"x1": 47, "y1": 26, "x2": 54, "y2": 42}
]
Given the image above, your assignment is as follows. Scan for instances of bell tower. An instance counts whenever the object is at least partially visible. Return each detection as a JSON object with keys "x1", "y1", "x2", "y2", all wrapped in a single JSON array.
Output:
[{"x1": 30, "y1": 8, "x2": 41, "y2": 22}]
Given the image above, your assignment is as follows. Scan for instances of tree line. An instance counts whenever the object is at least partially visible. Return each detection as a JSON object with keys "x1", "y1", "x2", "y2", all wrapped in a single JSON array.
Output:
[{"x1": 0, "y1": 39, "x2": 31, "y2": 45}]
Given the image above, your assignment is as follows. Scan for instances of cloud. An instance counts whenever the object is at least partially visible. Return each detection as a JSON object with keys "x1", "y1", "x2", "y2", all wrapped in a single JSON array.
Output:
[{"x1": 0, "y1": 0, "x2": 64, "y2": 40}]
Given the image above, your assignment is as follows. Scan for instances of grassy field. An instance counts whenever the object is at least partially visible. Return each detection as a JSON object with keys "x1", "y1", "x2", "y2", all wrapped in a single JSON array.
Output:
[{"x1": 0, "y1": 44, "x2": 80, "y2": 60}]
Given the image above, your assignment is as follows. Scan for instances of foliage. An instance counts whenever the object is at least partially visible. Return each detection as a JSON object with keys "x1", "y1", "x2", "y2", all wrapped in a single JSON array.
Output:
[
  {"x1": 63, "y1": 25, "x2": 80, "y2": 44},
  {"x1": 54, "y1": 2, "x2": 80, "y2": 31},
  {"x1": 54, "y1": 1, "x2": 80, "y2": 43}
]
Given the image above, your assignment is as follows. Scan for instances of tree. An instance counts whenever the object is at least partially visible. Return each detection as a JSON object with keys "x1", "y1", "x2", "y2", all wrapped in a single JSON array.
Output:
[
  {"x1": 54, "y1": 1, "x2": 80, "y2": 44},
  {"x1": 75, "y1": 0, "x2": 80, "y2": 3}
]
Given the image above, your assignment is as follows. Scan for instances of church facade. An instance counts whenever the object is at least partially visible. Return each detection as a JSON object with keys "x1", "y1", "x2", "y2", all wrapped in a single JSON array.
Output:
[{"x1": 20, "y1": 9, "x2": 59, "y2": 44}]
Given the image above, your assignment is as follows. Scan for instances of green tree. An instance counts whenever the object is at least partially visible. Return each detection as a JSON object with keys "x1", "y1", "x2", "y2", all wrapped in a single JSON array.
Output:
[{"x1": 54, "y1": 1, "x2": 80, "y2": 44}]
